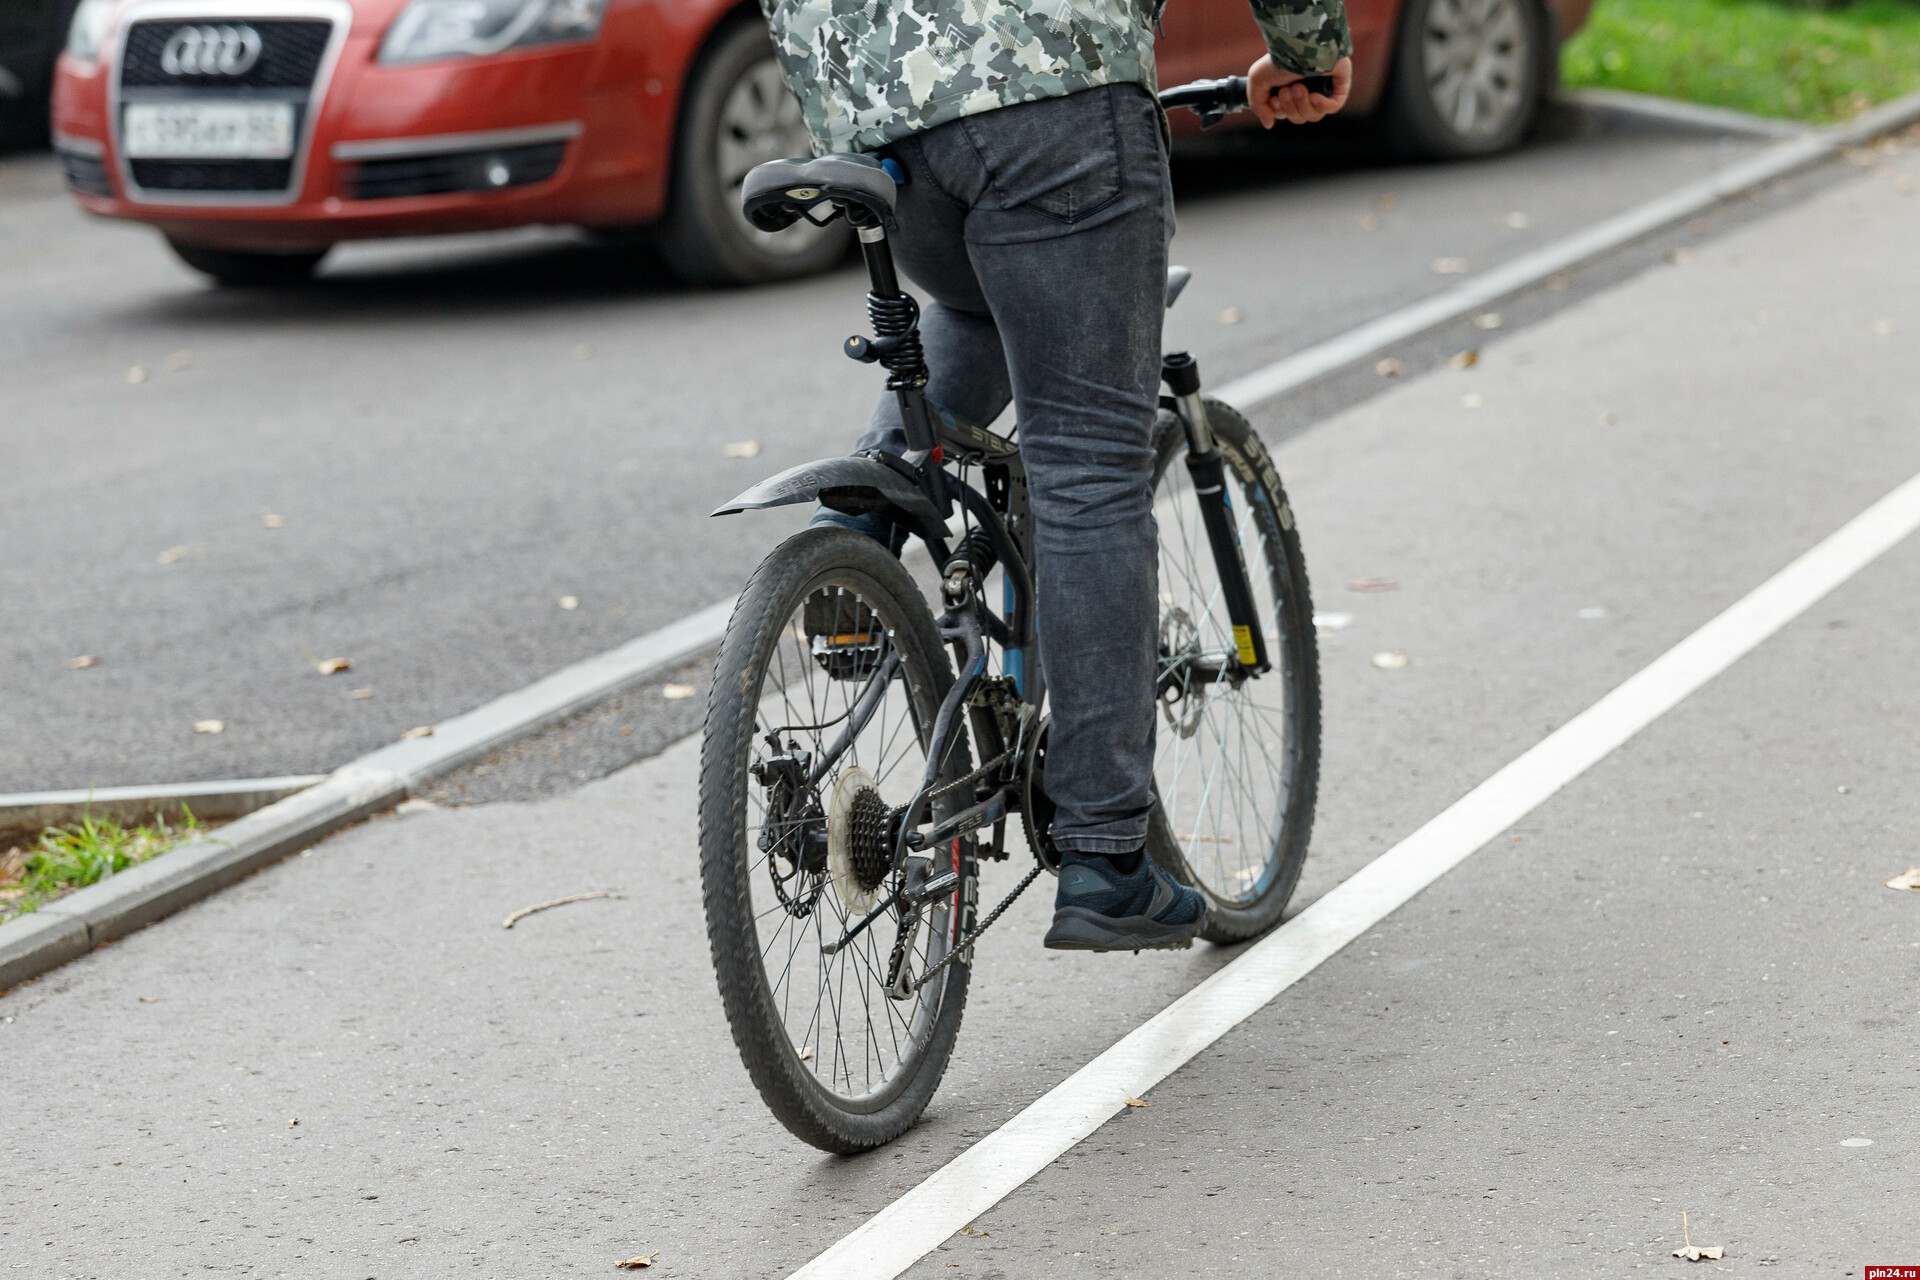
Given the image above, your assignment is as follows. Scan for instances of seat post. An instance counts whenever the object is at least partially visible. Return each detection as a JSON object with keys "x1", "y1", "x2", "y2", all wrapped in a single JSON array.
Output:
[{"x1": 851, "y1": 216, "x2": 936, "y2": 457}]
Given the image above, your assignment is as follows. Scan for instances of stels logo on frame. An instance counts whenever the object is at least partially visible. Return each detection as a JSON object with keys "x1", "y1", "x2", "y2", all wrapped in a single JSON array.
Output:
[{"x1": 159, "y1": 24, "x2": 264, "y2": 76}]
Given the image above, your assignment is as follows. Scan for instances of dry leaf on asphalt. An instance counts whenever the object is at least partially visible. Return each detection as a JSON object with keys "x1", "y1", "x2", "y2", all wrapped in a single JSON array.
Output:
[
  {"x1": 1448, "y1": 349, "x2": 1479, "y2": 369},
  {"x1": 799, "y1": 1045, "x2": 812, "y2": 1061},
  {"x1": 1461, "y1": 392, "x2": 1484, "y2": 409},
  {"x1": 1546, "y1": 273, "x2": 1570, "y2": 291},
  {"x1": 1431, "y1": 256, "x2": 1468, "y2": 275},
  {"x1": 1372, "y1": 651, "x2": 1410, "y2": 669},
  {"x1": 138, "y1": 996, "x2": 157, "y2": 1003},
  {"x1": 0, "y1": 847, "x2": 28, "y2": 886},
  {"x1": 559, "y1": 595, "x2": 580, "y2": 610},
  {"x1": 1872, "y1": 319, "x2": 1894, "y2": 335},
  {"x1": 167, "y1": 350, "x2": 194, "y2": 370},
  {"x1": 157, "y1": 545, "x2": 193, "y2": 564},
  {"x1": 503, "y1": 891, "x2": 625, "y2": 929},
  {"x1": 262, "y1": 513, "x2": 284, "y2": 529},
  {"x1": 1505, "y1": 210, "x2": 1529, "y2": 228},
  {"x1": 1374, "y1": 193, "x2": 1398, "y2": 210},
  {"x1": 192, "y1": 719, "x2": 225, "y2": 734},
  {"x1": 315, "y1": 657, "x2": 353, "y2": 674},
  {"x1": 1668, "y1": 248, "x2": 1695, "y2": 265},
  {"x1": 126, "y1": 366, "x2": 148, "y2": 383},
  {"x1": 723, "y1": 440, "x2": 762, "y2": 458},
  {"x1": 288, "y1": 1117, "x2": 299, "y2": 1126},
  {"x1": 1346, "y1": 577, "x2": 1398, "y2": 593},
  {"x1": 349, "y1": 688, "x2": 373, "y2": 699},
  {"x1": 401, "y1": 726, "x2": 434, "y2": 740},
  {"x1": 1374, "y1": 357, "x2": 1404, "y2": 377},
  {"x1": 662, "y1": 683, "x2": 696, "y2": 700},
  {"x1": 616, "y1": 1252, "x2": 658, "y2": 1269},
  {"x1": 1217, "y1": 307, "x2": 1243, "y2": 324},
  {"x1": 1673, "y1": 1246, "x2": 1724, "y2": 1261},
  {"x1": 1312, "y1": 612, "x2": 1353, "y2": 631},
  {"x1": 1358, "y1": 213, "x2": 1378, "y2": 230},
  {"x1": 1123, "y1": 1095, "x2": 1149, "y2": 1107},
  {"x1": 1473, "y1": 312, "x2": 1503, "y2": 330},
  {"x1": 395, "y1": 798, "x2": 438, "y2": 815},
  {"x1": 1885, "y1": 867, "x2": 1920, "y2": 892},
  {"x1": 67, "y1": 654, "x2": 99, "y2": 669}
]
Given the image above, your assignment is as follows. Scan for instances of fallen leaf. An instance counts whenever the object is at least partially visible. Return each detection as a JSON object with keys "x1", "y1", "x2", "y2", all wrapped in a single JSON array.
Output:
[
  {"x1": 315, "y1": 657, "x2": 353, "y2": 675},
  {"x1": 723, "y1": 439, "x2": 762, "y2": 458},
  {"x1": 1599, "y1": 412, "x2": 1619, "y2": 426},
  {"x1": 401, "y1": 726, "x2": 434, "y2": 740},
  {"x1": 1217, "y1": 307, "x2": 1243, "y2": 324},
  {"x1": 1672, "y1": 1246, "x2": 1723, "y2": 1261},
  {"x1": 395, "y1": 798, "x2": 438, "y2": 815},
  {"x1": 349, "y1": 688, "x2": 373, "y2": 699},
  {"x1": 1374, "y1": 357, "x2": 1404, "y2": 377},
  {"x1": 1472, "y1": 312, "x2": 1503, "y2": 330},
  {"x1": 1123, "y1": 1095, "x2": 1149, "y2": 1107},
  {"x1": 1505, "y1": 210, "x2": 1530, "y2": 229},
  {"x1": 799, "y1": 1045, "x2": 812, "y2": 1061},
  {"x1": 559, "y1": 596, "x2": 580, "y2": 611},
  {"x1": 504, "y1": 891, "x2": 625, "y2": 929},
  {"x1": 1668, "y1": 248, "x2": 1695, "y2": 265},
  {"x1": 289, "y1": 1117, "x2": 299, "y2": 1126},
  {"x1": 1371, "y1": 651, "x2": 1409, "y2": 670},
  {"x1": 0, "y1": 847, "x2": 26, "y2": 885},
  {"x1": 192, "y1": 719, "x2": 225, "y2": 734},
  {"x1": 572, "y1": 343, "x2": 595, "y2": 361},
  {"x1": 1430, "y1": 256, "x2": 1469, "y2": 275},
  {"x1": 1374, "y1": 193, "x2": 1398, "y2": 210},
  {"x1": 157, "y1": 545, "x2": 193, "y2": 564},
  {"x1": 262, "y1": 513, "x2": 284, "y2": 529},
  {"x1": 167, "y1": 350, "x2": 194, "y2": 370},
  {"x1": 1461, "y1": 392, "x2": 1483, "y2": 409},
  {"x1": 1346, "y1": 578, "x2": 1397, "y2": 593},
  {"x1": 1358, "y1": 213, "x2": 1379, "y2": 231},
  {"x1": 1448, "y1": 349, "x2": 1479, "y2": 369},
  {"x1": 67, "y1": 654, "x2": 100, "y2": 669},
  {"x1": 1872, "y1": 319, "x2": 1894, "y2": 335},
  {"x1": 1546, "y1": 273, "x2": 1571, "y2": 291},
  {"x1": 662, "y1": 683, "x2": 696, "y2": 700},
  {"x1": 617, "y1": 1250, "x2": 658, "y2": 1269},
  {"x1": 1885, "y1": 867, "x2": 1920, "y2": 892},
  {"x1": 1312, "y1": 611, "x2": 1354, "y2": 630},
  {"x1": 127, "y1": 366, "x2": 149, "y2": 383},
  {"x1": 138, "y1": 996, "x2": 157, "y2": 1003},
  {"x1": 1578, "y1": 606, "x2": 1608, "y2": 620}
]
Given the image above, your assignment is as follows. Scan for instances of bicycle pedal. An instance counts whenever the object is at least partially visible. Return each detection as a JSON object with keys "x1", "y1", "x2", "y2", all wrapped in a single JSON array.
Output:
[{"x1": 804, "y1": 589, "x2": 884, "y2": 679}]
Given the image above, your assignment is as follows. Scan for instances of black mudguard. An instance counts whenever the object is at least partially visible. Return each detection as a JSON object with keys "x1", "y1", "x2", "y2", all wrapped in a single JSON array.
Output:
[{"x1": 712, "y1": 455, "x2": 947, "y2": 544}]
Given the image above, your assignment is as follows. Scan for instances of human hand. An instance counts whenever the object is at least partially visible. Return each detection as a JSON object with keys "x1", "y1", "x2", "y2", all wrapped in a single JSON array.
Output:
[{"x1": 1248, "y1": 55, "x2": 1352, "y2": 127}]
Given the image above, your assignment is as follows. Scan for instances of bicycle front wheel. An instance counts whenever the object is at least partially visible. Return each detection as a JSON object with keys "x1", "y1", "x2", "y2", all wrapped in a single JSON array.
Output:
[
  {"x1": 699, "y1": 526, "x2": 975, "y2": 1153},
  {"x1": 1146, "y1": 399, "x2": 1321, "y2": 943}
]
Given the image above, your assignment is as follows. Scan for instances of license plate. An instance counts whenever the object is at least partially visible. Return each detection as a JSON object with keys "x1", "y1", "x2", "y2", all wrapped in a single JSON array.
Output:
[{"x1": 122, "y1": 102, "x2": 295, "y2": 160}]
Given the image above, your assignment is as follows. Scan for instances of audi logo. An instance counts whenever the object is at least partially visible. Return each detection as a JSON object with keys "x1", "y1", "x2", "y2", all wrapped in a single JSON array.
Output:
[{"x1": 159, "y1": 24, "x2": 264, "y2": 76}]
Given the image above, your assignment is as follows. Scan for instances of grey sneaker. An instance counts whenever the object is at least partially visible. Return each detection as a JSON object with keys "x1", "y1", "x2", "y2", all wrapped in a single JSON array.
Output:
[{"x1": 1043, "y1": 852, "x2": 1207, "y2": 952}]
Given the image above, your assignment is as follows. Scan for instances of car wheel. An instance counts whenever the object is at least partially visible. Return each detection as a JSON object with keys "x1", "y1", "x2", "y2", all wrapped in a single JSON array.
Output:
[
  {"x1": 1379, "y1": 0, "x2": 1549, "y2": 159},
  {"x1": 166, "y1": 239, "x2": 329, "y2": 286},
  {"x1": 655, "y1": 19, "x2": 850, "y2": 286}
]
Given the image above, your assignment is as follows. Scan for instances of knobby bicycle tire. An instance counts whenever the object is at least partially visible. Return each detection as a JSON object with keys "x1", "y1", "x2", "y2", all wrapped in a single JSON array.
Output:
[{"x1": 698, "y1": 527, "x2": 976, "y2": 1153}]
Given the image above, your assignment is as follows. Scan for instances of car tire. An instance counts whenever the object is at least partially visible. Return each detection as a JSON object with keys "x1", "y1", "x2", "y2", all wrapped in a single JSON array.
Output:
[
  {"x1": 1378, "y1": 0, "x2": 1550, "y2": 159},
  {"x1": 166, "y1": 239, "x2": 330, "y2": 286},
  {"x1": 654, "y1": 18, "x2": 850, "y2": 286}
]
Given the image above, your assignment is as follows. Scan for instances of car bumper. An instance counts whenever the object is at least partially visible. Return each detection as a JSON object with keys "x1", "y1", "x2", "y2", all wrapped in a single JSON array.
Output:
[{"x1": 51, "y1": 16, "x2": 669, "y2": 248}]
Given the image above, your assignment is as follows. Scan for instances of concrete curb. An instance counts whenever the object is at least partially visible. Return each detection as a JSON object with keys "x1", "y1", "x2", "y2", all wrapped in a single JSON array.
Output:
[
  {"x1": 0, "y1": 776, "x2": 328, "y2": 842},
  {"x1": 8, "y1": 88, "x2": 1920, "y2": 995},
  {"x1": 1215, "y1": 86, "x2": 1920, "y2": 410},
  {"x1": 1560, "y1": 87, "x2": 1810, "y2": 141}
]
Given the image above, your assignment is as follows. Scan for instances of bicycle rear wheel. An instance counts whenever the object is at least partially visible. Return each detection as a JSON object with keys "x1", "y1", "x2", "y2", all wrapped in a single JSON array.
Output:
[
  {"x1": 699, "y1": 527, "x2": 975, "y2": 1152},
  {"x1": 1146, "y1": 399, "x2": 1321, "y2": 943}
]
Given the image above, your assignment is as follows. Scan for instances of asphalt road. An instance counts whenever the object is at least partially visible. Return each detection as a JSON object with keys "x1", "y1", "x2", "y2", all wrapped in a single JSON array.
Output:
[
  {"x1": 1, "y1": 101, "x2": 1783, "y2": 794},
  {"x1": 3, "y1": 130, "x2": 1915, "y2": 1277}
]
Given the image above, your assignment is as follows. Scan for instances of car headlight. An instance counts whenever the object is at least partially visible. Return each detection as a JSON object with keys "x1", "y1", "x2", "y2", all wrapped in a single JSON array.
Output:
[
  {"x1": 379, "y1": 0, "x2": 604, "y2": 63},
  {"x1": 66, "y1": 0, "x2": 115, "y2": 65}
]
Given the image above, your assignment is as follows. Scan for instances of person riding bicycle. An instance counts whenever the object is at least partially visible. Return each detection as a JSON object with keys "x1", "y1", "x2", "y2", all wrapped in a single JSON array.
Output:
[{"x1": 769, "y1": 0, "x2": 1352, "y2": 951}]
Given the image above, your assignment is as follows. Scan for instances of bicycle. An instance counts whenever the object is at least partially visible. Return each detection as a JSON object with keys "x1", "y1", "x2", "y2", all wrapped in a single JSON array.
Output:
[{"x1": 697, "y1": 76, "x2": 1321, "y2": 1153}]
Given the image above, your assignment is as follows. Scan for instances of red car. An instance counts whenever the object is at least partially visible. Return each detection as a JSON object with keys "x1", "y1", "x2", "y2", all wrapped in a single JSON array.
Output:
[{"x1": 49, "y1": 0, "x2": 1588, "y2": 285}]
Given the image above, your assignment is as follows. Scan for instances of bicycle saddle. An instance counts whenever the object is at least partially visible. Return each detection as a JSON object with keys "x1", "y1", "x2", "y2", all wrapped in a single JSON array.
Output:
[{"x1": 742, "y1": 154, "x2": 898, "y2": 232}]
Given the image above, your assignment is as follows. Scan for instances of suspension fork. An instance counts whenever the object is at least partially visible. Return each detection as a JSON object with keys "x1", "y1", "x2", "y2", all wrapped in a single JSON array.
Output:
[{"x1": 1163, "y1": 351, "x2": 1270, "y2": 675}]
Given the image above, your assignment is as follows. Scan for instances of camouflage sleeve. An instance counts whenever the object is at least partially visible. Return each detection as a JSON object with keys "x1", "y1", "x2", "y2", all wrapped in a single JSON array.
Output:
[{"x1": 1247, "y1": 0, "x2": 1352, "y2": 75}]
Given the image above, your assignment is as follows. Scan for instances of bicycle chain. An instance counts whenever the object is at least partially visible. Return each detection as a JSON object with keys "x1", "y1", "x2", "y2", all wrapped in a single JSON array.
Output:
[{"x1": 909, "y1": 862, "x2": 1043, "y2": 994}]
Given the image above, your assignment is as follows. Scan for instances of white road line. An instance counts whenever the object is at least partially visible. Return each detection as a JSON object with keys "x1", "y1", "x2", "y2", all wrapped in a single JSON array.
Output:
[{"x1": 790, "y1": 468, "x2": 1920, "y2": 1280}]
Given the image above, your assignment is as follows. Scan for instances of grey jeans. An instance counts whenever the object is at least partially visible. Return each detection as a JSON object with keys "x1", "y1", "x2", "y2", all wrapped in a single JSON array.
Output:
[{"x1": 822, "y1": 84, "x2": 1174, "y2": 855}]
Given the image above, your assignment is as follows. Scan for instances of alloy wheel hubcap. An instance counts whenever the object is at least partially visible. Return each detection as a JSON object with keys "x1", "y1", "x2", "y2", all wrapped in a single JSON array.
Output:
[
  {"x1": 716, "y1": 58, "x2": 833, "y2": 256},
  {"x1": 1421, "y1": 0, "x2": 1530, "y2": 142}
]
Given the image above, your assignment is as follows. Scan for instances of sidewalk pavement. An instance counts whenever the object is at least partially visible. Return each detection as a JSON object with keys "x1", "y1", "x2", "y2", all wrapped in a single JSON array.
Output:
[{"x1": 3, "y1": 143, "x2": 1918, "y2": 1277}]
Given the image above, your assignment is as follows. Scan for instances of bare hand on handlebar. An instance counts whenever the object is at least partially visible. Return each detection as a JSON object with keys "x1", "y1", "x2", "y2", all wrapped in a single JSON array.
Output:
[{"x1": 1248, "y1": 55, "x2": 1352, "y2": 128}]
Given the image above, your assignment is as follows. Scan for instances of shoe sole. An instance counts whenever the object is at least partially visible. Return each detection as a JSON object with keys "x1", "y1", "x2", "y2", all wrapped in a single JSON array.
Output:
[{"x1": 1043, "y1": 906, "x2": 1201, "y2": 953}]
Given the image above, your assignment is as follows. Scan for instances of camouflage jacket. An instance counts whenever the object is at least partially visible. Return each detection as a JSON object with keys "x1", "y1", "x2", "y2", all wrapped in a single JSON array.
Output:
[{"x1": 762, "y1": 0, "x2": 1352, "y2": 155}]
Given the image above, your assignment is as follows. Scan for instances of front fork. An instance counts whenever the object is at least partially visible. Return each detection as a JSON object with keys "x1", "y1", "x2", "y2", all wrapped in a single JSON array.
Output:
[{"x1": 1163, "y1": 352, "x2": 1270, "y2": 675}]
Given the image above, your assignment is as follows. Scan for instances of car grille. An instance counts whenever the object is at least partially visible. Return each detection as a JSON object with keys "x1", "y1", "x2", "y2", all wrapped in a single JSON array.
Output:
[
  {"x1": 347, "y1": 141, "x2": 568, "y2": 200},
  {"x1": 130, "y1": 159, "x2": 296, "y2": 192},
  {"x1": 120, "y1": 19, "x2": 332, "y2": 89},
  {"x1": 58, "y1": 151, "x2": 114, "y2": 197}
]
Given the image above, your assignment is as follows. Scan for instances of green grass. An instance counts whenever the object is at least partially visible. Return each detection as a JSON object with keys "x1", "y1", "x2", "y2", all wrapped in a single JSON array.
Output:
[
  {"x1": 0, "y1": 808, "x2": 200, "y2": 924},
  {"x1": 1562, "y1": 0, "x2": 1920, "y2": 122}
]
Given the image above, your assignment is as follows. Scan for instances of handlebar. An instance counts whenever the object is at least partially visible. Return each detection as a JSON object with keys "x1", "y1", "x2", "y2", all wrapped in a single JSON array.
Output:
[{"x1": 1157, "y1": 76, "x2": 1250, "y2": 129}]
